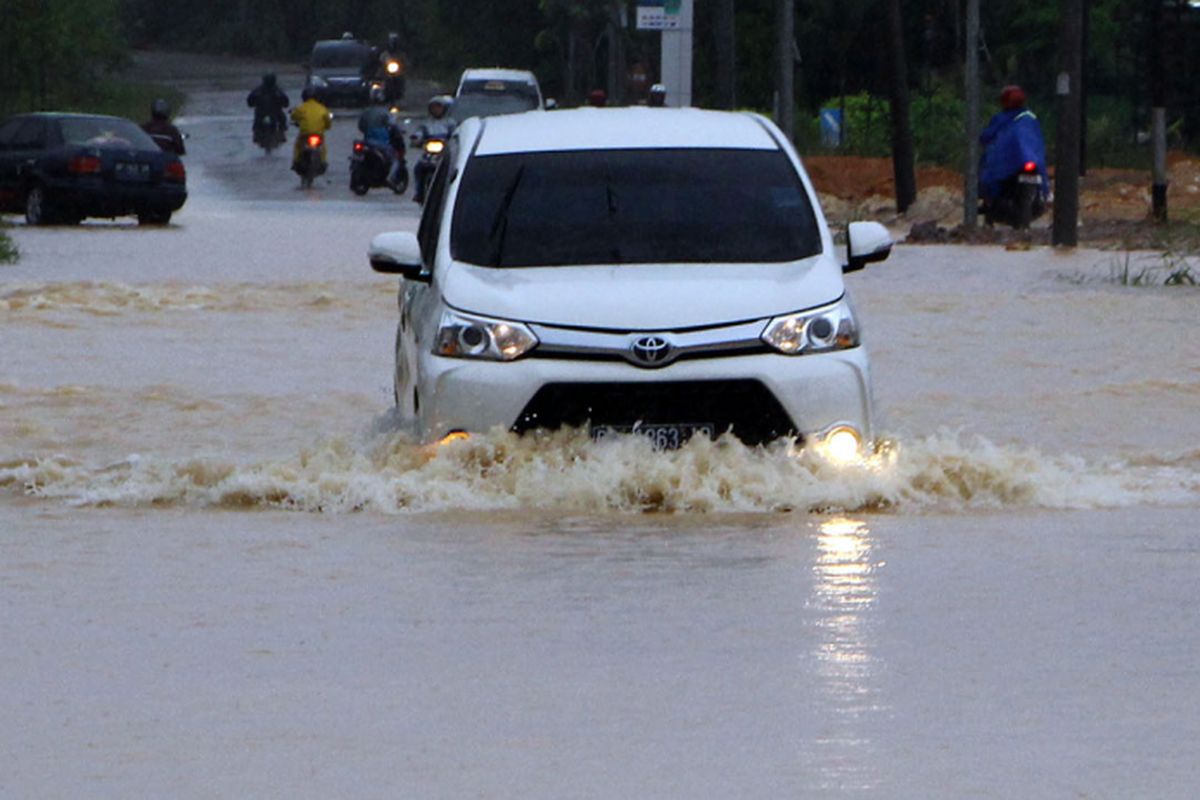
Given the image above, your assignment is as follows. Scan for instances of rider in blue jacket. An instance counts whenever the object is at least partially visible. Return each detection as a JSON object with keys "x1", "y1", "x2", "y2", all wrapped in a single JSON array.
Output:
[{"x1": 979, "y1": 85, "x2": 1049, "y2": 206}]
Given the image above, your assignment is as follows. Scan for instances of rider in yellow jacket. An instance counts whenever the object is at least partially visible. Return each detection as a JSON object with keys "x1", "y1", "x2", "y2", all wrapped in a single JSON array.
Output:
[{"x1": 290, "y1": 88, "x2": 333, "y2": 173}]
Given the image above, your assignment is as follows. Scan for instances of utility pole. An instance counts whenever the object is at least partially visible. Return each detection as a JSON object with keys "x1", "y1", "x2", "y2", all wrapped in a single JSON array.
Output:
[
  {"x1": 964, "y1": 0, "x2": 980, "y2": 227},
  {"x1": 777, "y1": 0, "x2": 795, "y2": 140},
  {"x1": 1052, "y1": 0, "x2": 1084, "y2": 247},
  {"x1": 886, "y1": 0, "x2": 916, "y2": 213},
  {"x1": 1150, "y1": 0, "x2": 1168, "y2": 223}
]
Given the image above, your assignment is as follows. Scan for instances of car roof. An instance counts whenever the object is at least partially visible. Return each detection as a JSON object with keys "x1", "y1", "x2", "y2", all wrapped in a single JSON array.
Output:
[
  {"x1": 459, "y1": 68, "x2": 538, "y2": 85},
  {"x1": 470, "y1": 108, "x2": 781, "y2": 156}
]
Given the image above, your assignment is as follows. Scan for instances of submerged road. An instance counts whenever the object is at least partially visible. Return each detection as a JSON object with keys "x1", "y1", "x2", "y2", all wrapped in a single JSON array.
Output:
[{"x1": 1, "y1": 55, "x2": 1198, "y2": 798}]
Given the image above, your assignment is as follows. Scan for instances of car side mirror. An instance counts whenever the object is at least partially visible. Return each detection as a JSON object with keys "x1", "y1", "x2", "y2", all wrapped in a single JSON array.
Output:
[
  {"x1": 844, "y1": 221, "x2": 893, "y2": 273},
  {"x1": 369, "y1": 231, "x2": 430, "y2": 282}
]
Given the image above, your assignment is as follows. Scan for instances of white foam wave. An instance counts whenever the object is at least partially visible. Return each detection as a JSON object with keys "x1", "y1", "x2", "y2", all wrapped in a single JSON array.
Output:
[{"x1": 3, "y1": 429, "x2": 1197, "y2": 515}]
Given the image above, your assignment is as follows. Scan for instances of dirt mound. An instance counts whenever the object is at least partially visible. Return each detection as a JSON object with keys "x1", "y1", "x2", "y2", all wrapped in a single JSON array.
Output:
[{"x1": 805, "y1": 152, "x2": 1200, "y2": 247}]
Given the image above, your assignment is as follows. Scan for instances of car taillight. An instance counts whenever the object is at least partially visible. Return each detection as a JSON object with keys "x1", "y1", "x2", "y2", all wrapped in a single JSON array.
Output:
[
  {"x1": 1023, "y1": 161, "x2": 1038, "y2": 173},
  {"x1": 165, "y1": 161, "x2": 186, "y2": 182},
  {"x1": 68, "y1": 155, "x2": 101, "y2": 175},
  {"x1": 307, "y1": 134, "x2": 323, "y2": 148}
]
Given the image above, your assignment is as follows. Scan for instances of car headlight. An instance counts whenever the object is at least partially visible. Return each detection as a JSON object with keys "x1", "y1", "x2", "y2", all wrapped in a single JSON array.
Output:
[
  {"x1": 308, "y1": 76, "x2": 328, "y2": 89},
  {"x1": 433, "y1": 309, "x2": 538, "y2": 361},
  {"x1": 761, "y1": 296, "x2": 860, "y2": 355}
]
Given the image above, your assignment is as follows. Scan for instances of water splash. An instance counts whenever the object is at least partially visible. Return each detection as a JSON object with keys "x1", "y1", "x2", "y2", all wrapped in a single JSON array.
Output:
[{"x1": 2, "y1": 428, "x2": 1196, "y2": 515}]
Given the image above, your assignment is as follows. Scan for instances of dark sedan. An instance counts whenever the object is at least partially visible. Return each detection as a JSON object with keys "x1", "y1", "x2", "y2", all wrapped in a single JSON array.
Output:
[{"x1": 0, "y1": 112, "x2": 187, "y2": 226}]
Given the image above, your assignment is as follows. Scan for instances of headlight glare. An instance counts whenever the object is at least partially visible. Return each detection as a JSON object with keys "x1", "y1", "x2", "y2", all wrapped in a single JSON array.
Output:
[
  {"x1": 762, "y1": 298, "x2": 860, "y2": 355},
  {"x1": 435, "y1": 309, "x2": 537, "y2": 361}
]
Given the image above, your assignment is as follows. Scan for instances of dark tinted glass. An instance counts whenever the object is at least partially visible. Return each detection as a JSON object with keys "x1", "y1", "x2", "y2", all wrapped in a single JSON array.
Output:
[
  {"x1": 451, "y1": 148, "x2": 821, "y2": 267},
  {"x1": 450, "y1": 94, "x2": 537, "y2": 122},
  {"x1": 312, "y1": 42, "x2": 369, "y2": 69},
  {"x1": 459, "y1": 79, "x2": 539, "y2": 104}
]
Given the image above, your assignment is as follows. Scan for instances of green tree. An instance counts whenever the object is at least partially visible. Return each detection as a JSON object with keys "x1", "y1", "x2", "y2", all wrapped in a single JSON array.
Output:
[{"x1": 0, "y1": 0, "x2": 127, "y2": 114}]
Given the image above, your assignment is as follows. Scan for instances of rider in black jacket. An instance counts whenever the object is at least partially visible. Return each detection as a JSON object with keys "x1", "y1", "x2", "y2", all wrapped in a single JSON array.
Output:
[{"x1": 246, "y1": 73, "x2": 290, "y2": 135}]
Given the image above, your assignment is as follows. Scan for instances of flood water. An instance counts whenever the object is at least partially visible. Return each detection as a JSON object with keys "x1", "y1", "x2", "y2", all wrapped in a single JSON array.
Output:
[{"x1": 1, "y1": 67, "x2": 1198, "y2": 798}]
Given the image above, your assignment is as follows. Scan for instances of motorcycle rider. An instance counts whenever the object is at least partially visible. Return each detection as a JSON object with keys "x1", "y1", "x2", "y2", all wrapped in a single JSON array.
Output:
[
  {"x1": 246, "y1": 73, "x2": 290, "y2": 142},
  {"x1": 647, "y1": 83, "x2": 667, "y2": 108},
  {"x1": 366, "y1": 32, "x2": 407, "y2": 105},
  {"x1": 290, "y1": 87, "x2": 333, "y2": 175},
  {"x1": 411, "y1": 95, "x2": 454, "y2": 203},
  {"x1": 358, "y1": 87, "x2": 406, "y2": 189},
  {"x1": 978, "y1": 85, "x2": 1049, "y2": 213},
  {"x1": 142, "y1": 98, "x2": 186, "y2": 155}
]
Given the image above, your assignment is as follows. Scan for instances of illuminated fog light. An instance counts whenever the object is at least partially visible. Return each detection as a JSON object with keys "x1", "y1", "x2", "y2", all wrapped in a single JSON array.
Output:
[{"x1": 821, "y1": 426, "x2": 862, "y2": 464}]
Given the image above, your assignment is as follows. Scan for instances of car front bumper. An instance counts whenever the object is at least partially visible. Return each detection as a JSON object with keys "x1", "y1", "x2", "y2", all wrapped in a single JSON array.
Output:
[{"x1": 412, "y1": 346, "x2": 875, "y2": 446}]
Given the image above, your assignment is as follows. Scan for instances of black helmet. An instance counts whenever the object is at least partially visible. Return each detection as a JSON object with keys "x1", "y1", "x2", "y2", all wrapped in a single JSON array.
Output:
[
  {"x1": 302, "y1": 87, "x2": 315, "y2": 101},
  {"x1": 263, "y1": 72, "x2": 277, "y2": 88},
  {"x1": 151, "y1": 98, "x2": 170, "y2": 119},
  {"x1": 387, "y1": 32, "x2": 400, "y2": 51}
]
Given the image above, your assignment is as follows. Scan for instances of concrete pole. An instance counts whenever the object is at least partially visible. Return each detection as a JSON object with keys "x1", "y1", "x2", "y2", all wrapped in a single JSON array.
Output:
[{"x1": 660, "y1": 0, "x2": 694, "y2": 107}]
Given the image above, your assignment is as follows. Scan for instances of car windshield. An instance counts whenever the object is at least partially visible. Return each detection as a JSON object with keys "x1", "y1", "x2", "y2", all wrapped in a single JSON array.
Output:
[
  {"x1": 459, "y1": 79, "x2": 539, "y2": 105},
  {"x1": 450, "y1": 94, "x2": 537, "y2": 122},
  {"x1": 59, "y1": 117, "x2": 157, "y2": 150},
  {"x1": 312, "y1": 42, "x2": 368, "y2": 70},
  {"x1": 451, "y1": 148, "x2": 822, "y2": 267}
]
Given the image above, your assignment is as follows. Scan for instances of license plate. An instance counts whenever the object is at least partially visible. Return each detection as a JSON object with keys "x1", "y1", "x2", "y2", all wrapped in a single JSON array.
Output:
[
  {"x1": 590, "y1": 422, "x2": 716, "y2": 449},
  {"x1": 1018, "y1": 174, "x2": 1042, "y2": 185},
  {"x1": 115, "y1": 162, "x2": 150, "y2": 181}
]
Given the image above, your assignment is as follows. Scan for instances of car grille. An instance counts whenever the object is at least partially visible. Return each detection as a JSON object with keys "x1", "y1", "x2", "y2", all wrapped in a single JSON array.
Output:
[{"x1": 512, "y1": 380, "x2": 798, "y2": 446}]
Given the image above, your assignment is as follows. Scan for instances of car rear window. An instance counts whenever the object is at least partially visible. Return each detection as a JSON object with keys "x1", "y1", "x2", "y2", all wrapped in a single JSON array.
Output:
[
  {"x1": 451, "y1": 148, "x2": 822, "y2": 267},
  {"x1": 312, "y1": 42, "x2": 369, "y2": 69},
  {"x1": 59, "y1": 117, "x2": 157, "y2": 150},
  {"x1": 458, "y1": 79, "x2": 539, "y2": 104}
]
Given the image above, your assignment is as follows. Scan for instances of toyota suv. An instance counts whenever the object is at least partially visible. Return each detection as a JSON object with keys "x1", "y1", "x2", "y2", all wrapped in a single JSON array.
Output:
[{"x1": 369, "y1": 108, "x2": 891, "y2": 453}]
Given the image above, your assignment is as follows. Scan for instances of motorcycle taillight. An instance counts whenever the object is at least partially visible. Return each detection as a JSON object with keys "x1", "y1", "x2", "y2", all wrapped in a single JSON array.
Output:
[
  {"x1": 353, "y1": 141, "x2": 365, "y2": 153},
  {"x1": 307, "y1": 134, "x2": 323, "y2": 148},
  {"x1": 1023, "y1": 161, "x2": 1038, "y2": 173}
]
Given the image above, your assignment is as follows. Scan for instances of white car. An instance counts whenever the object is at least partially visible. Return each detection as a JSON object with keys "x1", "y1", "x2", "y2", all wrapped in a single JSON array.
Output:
[
  {"x1": 369, "y1": 107, "x2": 892, "y2": 453},
  {"x1": 454, "y1": 67, "x2": 553, "y2": 111}
]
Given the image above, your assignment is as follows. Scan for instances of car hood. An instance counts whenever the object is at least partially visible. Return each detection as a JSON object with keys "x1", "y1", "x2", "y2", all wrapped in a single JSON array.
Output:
[{"x1": 439, "y1": 255, "x2": 844, "y2": 330}]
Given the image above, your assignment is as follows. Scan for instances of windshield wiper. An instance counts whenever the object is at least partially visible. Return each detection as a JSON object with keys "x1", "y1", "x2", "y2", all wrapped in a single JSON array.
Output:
[
  {"x1": 605, "y1": 170, "x2": 622, "y2": 262},
  {"x1": 487, "y1": 163, "x2": 525, "y2": 266}
]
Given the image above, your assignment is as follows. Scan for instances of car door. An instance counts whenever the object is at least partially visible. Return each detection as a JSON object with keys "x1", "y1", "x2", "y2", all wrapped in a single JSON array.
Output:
[
  {"x1": 0, "y1": 117, "x2": 30, "y2": 210},
  {"x1": 398, "y1": 145, "x2": 454, "y2": 420}
]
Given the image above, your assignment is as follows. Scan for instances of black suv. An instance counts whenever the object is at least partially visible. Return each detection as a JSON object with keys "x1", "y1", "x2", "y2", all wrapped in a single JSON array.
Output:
[{"x1": 305, "y1": 39, "x2": 373, "y2": 107}]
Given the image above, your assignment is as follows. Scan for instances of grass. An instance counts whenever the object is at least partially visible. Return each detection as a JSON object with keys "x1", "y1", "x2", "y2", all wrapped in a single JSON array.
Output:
[
  {"x1": 1100, "y1": 248, "x2": 1197, "y2": 287},
  {"x1": 0, "y1": 225, "x2": 17, "y2": 264}
]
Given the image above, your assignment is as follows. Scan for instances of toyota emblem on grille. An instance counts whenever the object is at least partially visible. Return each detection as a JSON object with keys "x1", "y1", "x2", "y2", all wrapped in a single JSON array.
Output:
[{"x1": 629, "y1": 335, "x2": 674, "y2": 367}]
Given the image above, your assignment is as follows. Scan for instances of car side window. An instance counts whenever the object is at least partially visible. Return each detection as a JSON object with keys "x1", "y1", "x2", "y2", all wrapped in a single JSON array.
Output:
[
  {"x1": 11, "y1": 118, "x2": 46, "y2": 149},
  {"x1": 0, "y1": 118, "x2": 24, "y2": 149},
  {"x1": 417, "y1": 144, "x2": 455, "y2": 267}
]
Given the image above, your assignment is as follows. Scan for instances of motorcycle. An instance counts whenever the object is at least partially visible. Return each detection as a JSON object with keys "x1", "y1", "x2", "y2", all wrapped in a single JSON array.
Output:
[
  {"x1": 412, "y1": 136, "x2": 446, "y2": 204},
  {"x1": 295, "y1": 132, "x2": 326, "y2": 189},
  {"x1": 252, "y1": 117, "x2": 286, "y2": 154},
  {"x1": 979, "y1": 110, "x2": 1049, "y2": 230},
  {"x1": 350, "y1": 139, "x2": 407, "y2": 195},
  {"x1": 983, "y1": 161, "x2": 1046, "y2": 229}
]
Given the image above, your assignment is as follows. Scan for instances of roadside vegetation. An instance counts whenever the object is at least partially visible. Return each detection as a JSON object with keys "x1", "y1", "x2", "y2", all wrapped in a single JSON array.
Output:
[{"x1": 0, "y1": 225, "x2": 17, "y2": 264}]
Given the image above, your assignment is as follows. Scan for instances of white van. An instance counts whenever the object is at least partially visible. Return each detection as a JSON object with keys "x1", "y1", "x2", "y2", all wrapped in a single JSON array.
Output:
[{"x1": 369, "y1": 107, "x2": 891, "y2": 453}]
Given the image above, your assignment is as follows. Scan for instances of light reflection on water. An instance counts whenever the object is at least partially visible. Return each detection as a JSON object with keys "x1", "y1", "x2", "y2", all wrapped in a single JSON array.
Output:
[{"x1": 807, "y1": 516, "x2": 884, "y2": 792}]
